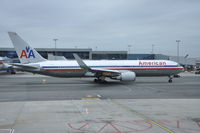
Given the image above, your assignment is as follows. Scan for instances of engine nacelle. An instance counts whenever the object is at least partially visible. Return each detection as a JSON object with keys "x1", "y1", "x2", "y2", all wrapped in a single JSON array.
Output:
[{"x1": 114, "y1": 71, "x2": 136, "y2": 81}]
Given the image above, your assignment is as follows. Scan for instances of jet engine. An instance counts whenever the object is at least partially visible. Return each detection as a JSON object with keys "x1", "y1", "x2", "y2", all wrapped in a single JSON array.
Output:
[{"x1": 112, "y1": 71, "x2": 136, "y2": 81}]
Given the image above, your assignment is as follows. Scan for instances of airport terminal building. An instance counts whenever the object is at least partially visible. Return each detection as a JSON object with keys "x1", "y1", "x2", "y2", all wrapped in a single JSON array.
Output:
[
  {"x1": 0, "y1": 47, "x2": 170, "y2": 61},
  {"x1": 0, "y1": 47, "x2": 127, "y2": 61}
]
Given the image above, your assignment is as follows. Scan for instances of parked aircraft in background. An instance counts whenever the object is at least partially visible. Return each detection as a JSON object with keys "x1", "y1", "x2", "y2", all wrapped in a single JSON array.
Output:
[
  {"x1": 0, "y1": 57, "x2": 16, "y2": 74},
  {"x1": 8, "y1": 32, "x2": 184, "y2": 83}
]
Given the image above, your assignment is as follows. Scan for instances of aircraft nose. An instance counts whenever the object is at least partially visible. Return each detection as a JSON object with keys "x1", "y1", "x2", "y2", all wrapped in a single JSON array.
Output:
[{"x1": 180, "y1": 66, "x2": 184, "y2": 72}]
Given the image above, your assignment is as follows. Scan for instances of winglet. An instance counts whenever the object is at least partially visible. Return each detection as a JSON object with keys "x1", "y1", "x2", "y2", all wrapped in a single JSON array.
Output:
[{"x1": 73, "y1": 54, "x2": 91, "y2": 70}]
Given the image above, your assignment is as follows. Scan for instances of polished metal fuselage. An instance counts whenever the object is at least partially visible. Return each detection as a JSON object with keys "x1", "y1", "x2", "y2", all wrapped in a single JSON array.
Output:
[{"x1": 16, "y1": 60, "x2": 184, "y2": 78}]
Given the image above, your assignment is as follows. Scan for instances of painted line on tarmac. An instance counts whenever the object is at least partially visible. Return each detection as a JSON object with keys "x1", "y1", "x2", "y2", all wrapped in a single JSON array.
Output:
[
  {"x1": 0, "y1": 99, "x2": 13, "y2": 102},
  {"x1": 81, "y1": 98, "x2": 100, "y2": 100},
  {"x1": 110, "y1": 99, "x2": 174, "y2": 133},
  {"x1": 0, "y1": 129, "x2": 14, "y2": 133},
  {"x1": 97, "y1": 95, "x2": 102, "y2": 98}
]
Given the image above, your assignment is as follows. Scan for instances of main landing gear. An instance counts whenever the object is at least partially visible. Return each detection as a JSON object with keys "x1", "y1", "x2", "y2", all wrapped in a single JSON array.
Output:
[
  {"x1": 94, "y1": 77, "x2": 107, "y2": 83},
  {"x1": 168, "y1": 76, "x2": 173, "y2": 83}
]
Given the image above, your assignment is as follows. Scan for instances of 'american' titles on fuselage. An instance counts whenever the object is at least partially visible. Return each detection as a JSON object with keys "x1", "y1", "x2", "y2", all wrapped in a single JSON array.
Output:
[{"x1": 139, "y1": 61, "x2": 166, "y2": 66}]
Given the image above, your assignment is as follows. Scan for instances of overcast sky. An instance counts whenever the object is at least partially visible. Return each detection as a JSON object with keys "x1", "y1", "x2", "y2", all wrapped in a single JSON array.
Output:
[{"x1": 0, "y1": 0, "x2": 200, "y2": 57}]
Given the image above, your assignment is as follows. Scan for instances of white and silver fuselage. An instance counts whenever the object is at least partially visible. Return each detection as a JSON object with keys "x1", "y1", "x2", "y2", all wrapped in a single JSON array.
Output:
[{"x1": 20, "y1": 60, "x2": 183, "y2": 78}]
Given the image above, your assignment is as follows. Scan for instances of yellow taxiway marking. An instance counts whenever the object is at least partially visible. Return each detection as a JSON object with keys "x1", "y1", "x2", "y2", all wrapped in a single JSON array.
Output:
[
  {"x1": 110, "y1": 99, "x2": 174, "y2": 133},
  {"x1": 81, "y1": 98, "x2": 100, "y2": 100}
]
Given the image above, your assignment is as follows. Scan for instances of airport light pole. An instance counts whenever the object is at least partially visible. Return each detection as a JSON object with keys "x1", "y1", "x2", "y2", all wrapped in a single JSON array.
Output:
[
  {"x1": 151, "y1": 44, "x2": 154, "y2": 54},
  {"x1": 127, "y1": 45, "x2": 132, "y2": 59},
  {"x1": 176, "y1": 40, "x2": 181, "y2": 63},
  {"x1": 53, "y1": 39, "x2": 58, "y2": 59},
  {"x1": 128, "y1": 45, "x2": 132, "y2": 54},
  {"x1": 184, "y1": 54, "x2": 189, "y2": 71}
]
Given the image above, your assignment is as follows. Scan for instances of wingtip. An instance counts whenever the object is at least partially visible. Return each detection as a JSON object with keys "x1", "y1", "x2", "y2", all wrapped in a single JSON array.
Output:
[
  {"x1": 8, "y1": 32, "x2": 17, "y2": 35},
  {"x1": 73, "y1": 53, "x2": 79, "y2": 58},
  {"x1": 72, "y1": 53, "x2": 77, "y2": 56}
]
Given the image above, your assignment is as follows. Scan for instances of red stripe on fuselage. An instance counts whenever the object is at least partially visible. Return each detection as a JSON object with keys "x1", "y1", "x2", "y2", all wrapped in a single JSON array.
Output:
[
  {"x1": 109, "y1": 68, "x2": 183, "y2": 70},
  {"x1": 45, "y1": 69, "x2": 87, "y2": 71}
]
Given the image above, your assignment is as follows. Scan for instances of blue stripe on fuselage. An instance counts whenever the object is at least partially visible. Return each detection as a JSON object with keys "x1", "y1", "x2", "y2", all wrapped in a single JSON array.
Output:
[{"x1": 42, "y1": 65, "x2": 178, "y2": 69}]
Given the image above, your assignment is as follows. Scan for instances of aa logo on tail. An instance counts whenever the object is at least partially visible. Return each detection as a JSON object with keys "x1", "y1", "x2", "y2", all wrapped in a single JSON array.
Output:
[{"x1": 20, "y1": 46, "x2": 35, "y2": 58}]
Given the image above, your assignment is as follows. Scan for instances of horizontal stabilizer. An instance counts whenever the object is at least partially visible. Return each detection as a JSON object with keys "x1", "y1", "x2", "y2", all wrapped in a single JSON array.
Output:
[{"x1": 10, "y1": 63, "x2": 40, "y2": 69}]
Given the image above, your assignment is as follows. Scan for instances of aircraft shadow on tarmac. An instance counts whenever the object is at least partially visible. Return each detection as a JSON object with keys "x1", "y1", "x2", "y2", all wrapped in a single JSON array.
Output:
[
  {"x1": 17, "y1": 78, "x2": 129, "y2": 89},
  {"x1": 16, "y1": 78, "x2": 173, "y2": 86}
]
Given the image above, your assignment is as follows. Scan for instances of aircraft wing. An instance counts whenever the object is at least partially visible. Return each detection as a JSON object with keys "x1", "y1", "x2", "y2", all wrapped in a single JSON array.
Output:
[
  {"x1": 73, "y1": 54, "x2": 91, "y2": 70},
  {"x1": 73, "y1": 54, "x2": 120, "y2": 77}
]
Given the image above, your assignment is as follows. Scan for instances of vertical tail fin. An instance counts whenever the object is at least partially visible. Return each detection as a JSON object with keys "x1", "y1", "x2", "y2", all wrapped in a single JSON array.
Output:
[{"x1": 8, "y1": 32, "x2": 46, "y2": 64}]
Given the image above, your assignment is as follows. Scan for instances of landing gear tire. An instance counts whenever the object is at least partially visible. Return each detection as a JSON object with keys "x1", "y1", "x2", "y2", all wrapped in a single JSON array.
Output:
[
  {"x1": 94, "y1": 78, "x2": 107, "y2": 83},
  {"x1": 94, "y1": 79, "x2": 98, "y2": 83},
  {"x1": 11, "y1": 71, "x2": 16, "y2": 74}
]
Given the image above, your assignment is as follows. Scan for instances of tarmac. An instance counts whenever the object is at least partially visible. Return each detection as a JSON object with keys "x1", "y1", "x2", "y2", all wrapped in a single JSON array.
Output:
[{"x1": 0, "y1": 72, "x2": 200, "y2": 133}]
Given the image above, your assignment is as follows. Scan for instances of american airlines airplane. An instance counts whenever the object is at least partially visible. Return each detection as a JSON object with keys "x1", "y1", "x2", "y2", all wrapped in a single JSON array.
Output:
[{"x1": 8, "y1": 32, "x2": 184, "y2": 83}]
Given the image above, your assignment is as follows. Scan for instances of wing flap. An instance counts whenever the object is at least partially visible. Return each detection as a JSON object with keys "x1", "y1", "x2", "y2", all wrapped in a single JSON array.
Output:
[{"x1": 90, "y1": 68, "x2": 120, "y2": 76}]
